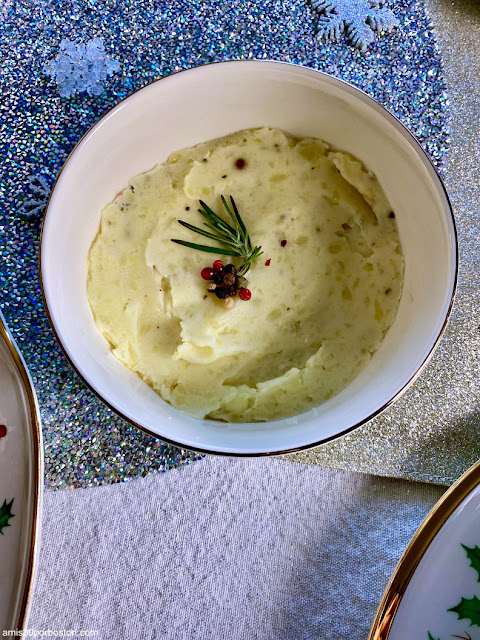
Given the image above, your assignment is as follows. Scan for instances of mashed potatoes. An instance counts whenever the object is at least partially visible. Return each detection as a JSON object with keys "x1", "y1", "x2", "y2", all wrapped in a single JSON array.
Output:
[{"x1": 87, "y1": 128, "x2": 404, "y2": 421}]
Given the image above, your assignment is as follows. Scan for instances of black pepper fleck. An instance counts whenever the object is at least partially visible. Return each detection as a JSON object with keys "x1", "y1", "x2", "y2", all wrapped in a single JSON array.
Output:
[
  {"x1": 215, "y1": 287, "x2": 229, "y2": 299},
  {"x1": 280, "y1": 239, "x2": 287, "y2": 247},
  {"x1": 185, "y1": 206, "x2": 190, "y2": 211},
  {"x1": 235, "y1": 158, "x2": 246, "y2": 169},
  {"x1": 389, "y1": 212, "x2": 395, "y2": 219},
  {"x1": 385, "y1": 288, "x2": 392, "y2": 295},
  {"x1": 222, "y1": 175, "x2": 227, "y2": 179}
]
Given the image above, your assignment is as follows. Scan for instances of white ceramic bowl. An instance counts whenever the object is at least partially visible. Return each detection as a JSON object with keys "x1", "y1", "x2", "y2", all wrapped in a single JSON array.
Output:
[{"x1": 40, "y1": 61, "x2": 457, "y2": 455}]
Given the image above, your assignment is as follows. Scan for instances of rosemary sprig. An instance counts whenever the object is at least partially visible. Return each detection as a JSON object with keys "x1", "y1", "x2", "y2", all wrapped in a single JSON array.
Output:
[{"x1": 171, "y1": 196, "x2": 262, "y2": 276}]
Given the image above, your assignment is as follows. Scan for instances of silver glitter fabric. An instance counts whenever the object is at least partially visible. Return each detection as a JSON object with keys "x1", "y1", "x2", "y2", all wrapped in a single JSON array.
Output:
[{"x1": 0, "y1": 0, "x2": 450, "y2": 488}]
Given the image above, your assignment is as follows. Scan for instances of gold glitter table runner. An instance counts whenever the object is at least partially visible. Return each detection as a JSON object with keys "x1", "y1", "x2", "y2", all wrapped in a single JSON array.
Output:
[{"x1": 288, "y1": 0, "x2": 480, "y2": 485}]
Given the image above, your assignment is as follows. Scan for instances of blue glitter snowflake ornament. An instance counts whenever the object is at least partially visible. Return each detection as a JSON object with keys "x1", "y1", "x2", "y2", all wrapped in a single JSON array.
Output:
[
  {"x1": 45, "y1": 37, "x2": 120, "y2": 98},
  {"x1": 310, "y1": 0, "x2": 399, "y2": 51},
  {"x1": 18, "y1": 174, "x2": 50, "y2": 218}
]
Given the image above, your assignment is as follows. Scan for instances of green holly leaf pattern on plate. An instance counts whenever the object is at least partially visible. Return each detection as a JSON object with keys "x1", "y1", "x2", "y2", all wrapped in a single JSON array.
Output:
[
  {"x1": 427, "y1": 632, "x2": 440, "y2": 640},
  {"x1": 449, "y1": 596, "x2": 480, "y2": 627},
  {"x1": 0, "y1": 498, "x2": 15, "y2": 534},
  {"x1": 462, "y1": 544, "x2": 480, "y2": 582}
]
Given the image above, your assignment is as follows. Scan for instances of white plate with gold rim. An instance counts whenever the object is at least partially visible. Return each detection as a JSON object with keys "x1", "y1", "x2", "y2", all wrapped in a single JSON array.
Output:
[
  {"x1": 0, "y1": 311, "x2": 43, "y2": 634},
  {"x1": 370, "y1": 460, "x2": 480, "y2": 640}
]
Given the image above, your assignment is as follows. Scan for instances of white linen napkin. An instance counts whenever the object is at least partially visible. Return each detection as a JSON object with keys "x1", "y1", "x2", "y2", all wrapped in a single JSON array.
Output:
[{"x1": 29, "y1": 457, "x2": 444, "y2": 639}]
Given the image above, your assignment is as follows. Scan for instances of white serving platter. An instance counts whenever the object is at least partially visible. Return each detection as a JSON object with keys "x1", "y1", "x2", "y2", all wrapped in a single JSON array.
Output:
[
  {"x1": 0, "y1": 311, "x2": 43, "y2": 634},
  {"x1": 370, "y1": 459, "x2": 480, "y2": 639}
]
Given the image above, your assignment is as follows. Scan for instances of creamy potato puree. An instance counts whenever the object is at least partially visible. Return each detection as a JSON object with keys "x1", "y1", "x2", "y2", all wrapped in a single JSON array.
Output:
[{"x1": 87, "y1": 128, "x2": 404, "y2": 422}]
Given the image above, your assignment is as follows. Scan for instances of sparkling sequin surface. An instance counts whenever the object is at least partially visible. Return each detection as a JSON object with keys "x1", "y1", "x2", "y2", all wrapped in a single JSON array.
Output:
[{"x1": 0, "y1": 0, "x2": 454, "y2": 488}]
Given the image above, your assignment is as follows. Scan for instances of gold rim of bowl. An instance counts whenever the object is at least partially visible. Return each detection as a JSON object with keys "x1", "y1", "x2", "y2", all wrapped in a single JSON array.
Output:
[{"x1": 39, "y1": 60, "x2": 458, "y2": 456}]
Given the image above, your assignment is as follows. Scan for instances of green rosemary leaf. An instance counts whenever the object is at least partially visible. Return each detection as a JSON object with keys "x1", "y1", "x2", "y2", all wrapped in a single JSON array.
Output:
[
  {"x1": 178, "y1": 220, "x2": 222, "y2": 240},
  {"x1": 172, "y1": 197, "x2": 262, "y2": 277},
  {"x1": 230, "y1": 196, "x2": 251, "y2": 250},
  {"x1": 171, "y1": 239, "x2": 239, "y2": 256},
  {"x1": 177, "y1": 220, "x2": 238, "y2": 247},
  {"x1": 237, "y1": 245, "x2": 263, "y2": 276},
  {"x1": 202, "y1": 222, "x2": 239, "y2": 244},
  {"x1": 221, "y1": 195, "x2": 241, "y2": 237},
  {"x1": 198, "y1": 200, "x2": 236, "y2": 236},
  {"x1": 230, "y1": 196, "x2": 246, "y2": 234}
]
